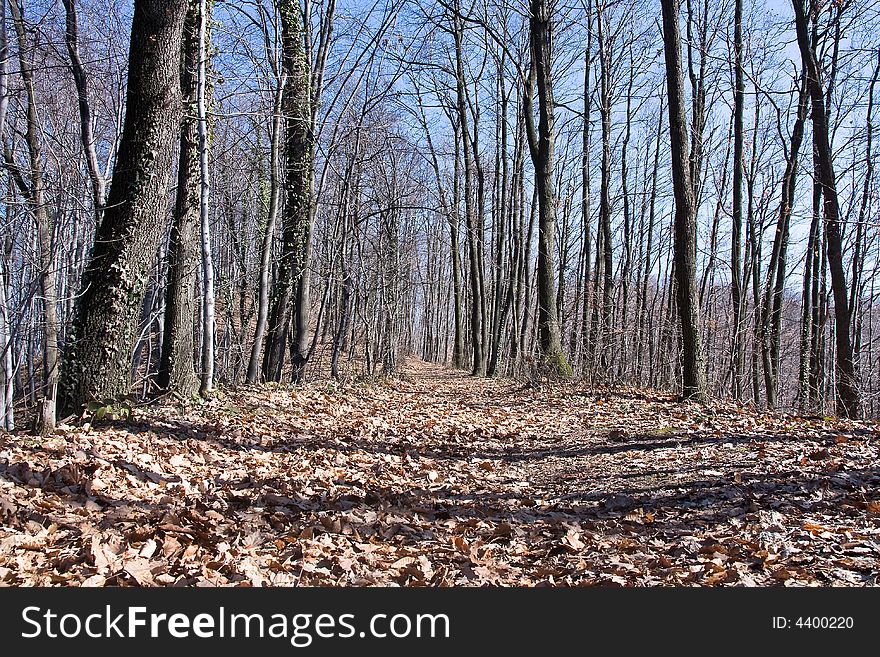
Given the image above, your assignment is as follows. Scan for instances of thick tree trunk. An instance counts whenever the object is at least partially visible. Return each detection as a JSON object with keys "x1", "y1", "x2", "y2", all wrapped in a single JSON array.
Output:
[
  {"x1": 660, "y1": 0, "x2": 707, "y2": 402},
  {"x1": 263, "y1": 0, "x2": 314, "y2": 384},
  {"x1": 158, "y1": 0, "x2": 200, "y2": 398},
  {"x1": 60, "y1": 0, "x2": 187, "y2": 414}
]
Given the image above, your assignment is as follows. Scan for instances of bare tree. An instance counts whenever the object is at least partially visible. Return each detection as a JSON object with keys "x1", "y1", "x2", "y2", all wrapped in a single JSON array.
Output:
[
  {"x1": 791, "y1": 0, "x2": 861, "y2": 418},
  {"x1": 6, "y1": 0, "x2": 60, "y2": 433},
  {"x1": 660, "y1": 0, "x2": 707, "y2": 402},
  {"x1": 524, "y1": 0, "x2": 568, "y2": 375},
  {"x1": 61, "y1": 0, "x2": 107, "y2": 227},
  {"x1": 197, "y1": 0, "x2": 215, "y2": 394}
]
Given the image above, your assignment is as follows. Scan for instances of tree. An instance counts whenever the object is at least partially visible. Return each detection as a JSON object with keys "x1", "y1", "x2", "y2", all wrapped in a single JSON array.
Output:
[
  {"x1": 730, "y1": 0, "x2": 745, "y2": 398},
  {"x1": 791, "y1": 0, "x2": 861, "y2": 418},
  {"x1": 6, "y1": 0, "x2": 60, "y2": 434},
  {"x1": 262, "y1": 0, "x2": 315, "y2": 383},
  {"x1": 594, "y1": 0, "x2": 615, "y2": 377},
  {"x1": 60, "y1": 0, "x2": 189, "y2": 413},
  {"x1": 760, "y1": 72, "x2": 808, "y2": 408},
  {"x1": 524, "y1": 0, "x2": 569, "y2": 375},
  {"x1": 245, "y1": 13, "x2": 286, "y2": 385},
  {"x1": 196, "y1": 0, "x2": 216, "y2": 394},
  {"x1": 61, "y1": 0, "x2": 107, "y2": 228},
  {"x1": 0, "y1": 0, "x2": 13, "y2": 431},
  {"x1": 157, "y1": 0, "x2": 203, "y2": 399},
  {"x1": 450, "y1": 4, "x2": 488, "y2": 376},
  {"x1": 660, "y1": 0, "x2": 707, "y2": 402}
]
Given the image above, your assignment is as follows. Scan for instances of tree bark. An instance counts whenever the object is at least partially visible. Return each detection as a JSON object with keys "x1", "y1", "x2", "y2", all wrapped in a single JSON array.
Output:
[
  {"x1": 791, "y1": 0, "x2": 861, "y2": 418},
  {"x1": 8, "y1": 0, "x2": 60, "y2": 433},
  {"x1": 158, "y1": 0, "x2": 201, "y2": 398},
  {"x1": 263, "y1": 0, "x2": 314, "y2": 384},
  {"x1": 660, "y1": 0, "x2": 707, "y2": 402},
  {"x1": 524, "y1": 0, "x2": 568, "y2": 375},
  {"x1": 60, "y1": 0, "x2": 188, "y2": 413}
]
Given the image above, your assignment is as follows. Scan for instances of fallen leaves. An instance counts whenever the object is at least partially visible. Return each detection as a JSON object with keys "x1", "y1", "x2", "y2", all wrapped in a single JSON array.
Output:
[{"x1": 0, "y1": 360, "x2": 878, "y2": 587}]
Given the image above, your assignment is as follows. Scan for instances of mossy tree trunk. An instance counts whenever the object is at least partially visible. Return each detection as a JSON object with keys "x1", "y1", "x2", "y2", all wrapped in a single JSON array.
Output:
[
  {"x1": 157, "y1": 0, "x2": 203, "y2": 399},
  {"x1": 60, "y1": 0, "x2": 188, "y2": 414},
  {"x1": 263, "y1": 0, "x2": 314, "y2": 383},
  {"x1": 524, "y1": 0, "x2": 570, "y2": 377}
]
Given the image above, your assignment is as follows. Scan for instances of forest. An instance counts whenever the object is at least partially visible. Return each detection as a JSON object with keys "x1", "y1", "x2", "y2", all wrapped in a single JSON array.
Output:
[{"x1": 0, "y1": 0, "x2": 878, "y2": 588}]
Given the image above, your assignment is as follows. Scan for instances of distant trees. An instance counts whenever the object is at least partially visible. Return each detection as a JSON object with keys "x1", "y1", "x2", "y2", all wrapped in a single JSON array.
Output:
[{"x1": 0, "y1": 0, "x2": 876, "y2": 426}]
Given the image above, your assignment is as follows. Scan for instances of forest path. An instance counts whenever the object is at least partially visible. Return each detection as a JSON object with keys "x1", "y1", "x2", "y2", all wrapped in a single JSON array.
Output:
[{"x1": 1, "y1": 358, "x2": 878, "y2": 585}]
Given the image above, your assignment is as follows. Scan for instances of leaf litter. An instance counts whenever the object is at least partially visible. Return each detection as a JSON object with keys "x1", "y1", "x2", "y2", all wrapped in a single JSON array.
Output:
[{"x1": 1, "y1": 360, "x2": 878, "y2": 587}]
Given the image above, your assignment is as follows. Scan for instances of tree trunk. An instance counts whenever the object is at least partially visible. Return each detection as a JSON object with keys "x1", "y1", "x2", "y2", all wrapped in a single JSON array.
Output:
[
  {"x1": 579, "y1": 13, "x2": 593, "y2": 373},
  {"x1": 524, "y1": 0, "x2": 568, "y2": 375},
  {"x1": 638, "y1": 97, "x2": 664, "y2": 382},
  {"x1": 60, "y1": 0, "x2": 188, "y2": 414},
  {"x1": 792, "y1": 0, "x2": 861, "y2": 418},
  {"x1": 487, "y1": 55, "x2": 510, "y2": 377},
  {"x1": 197, "y1": 0, "x2": 215, "y2": 394},
  {"x1": 660, "y1": 0, "x2": 707, "y2": 402},
  {"x1": 9, "y1": 0, "x2": 60, "y2": 434},
  {"x1": 61, "y1": 0, "x2": 106, "y2": 228},
  {"x1": 263, "y1": 0, "x2": 314, "y2": 384},
  {"x1": 761, "y1": 73, "x2": 808, "y2": 408},
  {"x1": 452, "y1": 9, "x2": 486, "y2": 376},
  {"x1": 596, "y1": 3, "x2": 614, "y2": 377},
  {"x1": 0, "y1": 2, "x2": 10, "y2": 430},
  {"x1": 849, "y1": 51, "x2": 880, "y2": 375},
  {"x1": 246, "y1": 82, "x2": 284, "y2": 383},
  {"x1": 158, "y1": 0, "x2": 201, "y2": 398},
  {"x1": 731, "y1": 0, "x2": 745, "y2": 399}
]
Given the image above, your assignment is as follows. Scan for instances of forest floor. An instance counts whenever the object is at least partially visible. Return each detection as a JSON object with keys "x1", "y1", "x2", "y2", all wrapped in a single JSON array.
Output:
[{"x1": 1, "y1": 359, "x2": 879, "y2": 586}]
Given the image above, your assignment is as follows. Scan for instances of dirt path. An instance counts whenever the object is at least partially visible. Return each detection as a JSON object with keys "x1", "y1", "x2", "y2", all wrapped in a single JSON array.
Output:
[{"x1": 1, "y1": 359, "x2": 879, "y2": 585}]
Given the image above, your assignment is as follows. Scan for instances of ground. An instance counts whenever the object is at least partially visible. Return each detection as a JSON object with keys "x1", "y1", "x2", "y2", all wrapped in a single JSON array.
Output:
[{"x1": 1, "y1": 360, "x2": 878, "y2": 586}]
